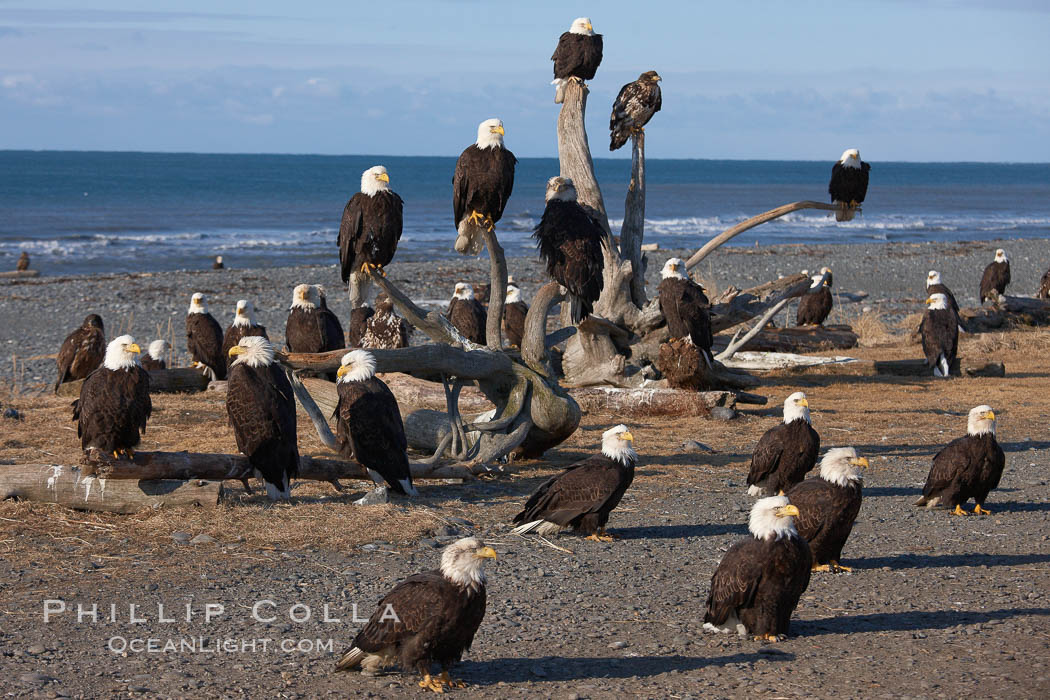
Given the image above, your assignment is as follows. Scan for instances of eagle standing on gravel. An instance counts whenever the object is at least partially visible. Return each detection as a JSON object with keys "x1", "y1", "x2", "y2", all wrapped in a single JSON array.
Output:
[
  {"x1": 335, "y1": 537, "x2": 496, "y2": 693},
  {"x1": 226, "y1": 336, "x2": 298, "y2": 500},
  {"x1": 785, "y1": 447, "x2": 868, "y2": 573},
  {"x1": 915, "y1": 405, "x2": 1004, "y2": 516},
  {"x1": 139, "y1": 340, "x2": 169, "y2": 371},
  {"x1": 511, "y1": 425, "x2": 636, "y2": 542},
  {"x1": 533, "y1": 176, "x2": 606, "y2": 324},
  {"x1": 609, "y1": 71, "x2": 662, "y2": 151},
  {"x1": 703, "y1": 496, "x2": 812, "y2": 641},
  {"x1": 979, "y1": 248, "x2": 1010, "y2": 304},
  {"x1": 747, "y1": 392, "x2": 820, "y2": 497},
  {"x1": 920, "y1": 293, "x2": 958, "y2": 378},
  {"x1": 502, "y1": 282, "x2": 529, "y2": 348},
  {"x1": 452, "y1": 119, "x2": 516, "y2": 255},
  {"x1": 54, "y1": 313, "x2": 106, "y2": 392},
  {"x1": 72, "y1": 335, "x2": 151, "y2": 459}
]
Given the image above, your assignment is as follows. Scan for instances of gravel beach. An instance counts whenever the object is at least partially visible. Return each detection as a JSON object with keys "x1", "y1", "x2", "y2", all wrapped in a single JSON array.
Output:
[{"x1": 2, "y1": 237, "x2": 1048, "y2": 387}]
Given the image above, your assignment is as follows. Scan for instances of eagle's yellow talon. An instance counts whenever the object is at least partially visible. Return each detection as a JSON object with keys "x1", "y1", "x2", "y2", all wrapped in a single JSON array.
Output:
[
  {"x1": 829, "y1": 560, "x2": 852, "y2": 572},
  {"x1": 811, "y1": 564, "x2": 832, "y2": 573},
  {"x1": 950, "y1": 504, "x2": 969, "y2": 516},
  {"x1": 419, "y1": 674, "x2": 444, "y2": 693},
  {"x1": 754, "y1": 634, "x2": 781, "y2": 643},
  {"x1": 973, "y1": 504, "x2": 992, "y2": 515},
  {"x1": 439, "y1": 671, "x2": 465, "y2": 688}
]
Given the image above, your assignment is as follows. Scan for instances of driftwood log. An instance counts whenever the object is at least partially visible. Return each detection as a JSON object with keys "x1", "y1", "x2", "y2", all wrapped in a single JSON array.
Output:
[
  {"x1": 728, "y1": 324, "x2": 859, "y2": 353},
  {"x1": 959, "y1": 296, "x2": 1050, "y2": 332},
  {"x1": 56, "y1": 368, "x2": 210, "y2": 397},
  {"x1": 0, "y1": 463, "x2": 221, "y2": 514},
  {"x1": 0, "y1": 269, "x2": 40, "y2": 279}
]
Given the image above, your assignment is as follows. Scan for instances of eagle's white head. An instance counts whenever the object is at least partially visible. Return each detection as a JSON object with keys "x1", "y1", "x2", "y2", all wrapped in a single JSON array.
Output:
[
  {"x1": 440, "y1": 537, "x2": 497, "y2": 591},
  {"x1": 290, "y1": 283, "x2": 319, "y2": 310},
  {"x1": 661, "y1": 257, "x2": 688, "y2": 280},
  {"x1": 233, "y1": 299, "x2": 256, "y2": 327},
  {"x1": 967, "y1": 405, "x2": 997, "y2": 437},
  {"x1": 360, "y1": 166, "x2": 391, "y2": 197},
  {"x1": 545, "y1": 176, "x2": 577, "y2": 203},
  {"x1": 228, "y1": 335, "x2": 274, "y2": 368},
  {"x1": 783, "y1": 391, "x2": 811, "y2": 424},
  {"x1": 749, "y1": 495, "x2": 800, "y2": 542},
  {"x1": 601, "y1": 424, "x2": 637, "y2": 465},
  {"x1": 839, "y1": 148, "x2": 862, "y2": 168},
  {"x1": 505, "y1": 282, "x2": 522, "y2": 304},
  {"x1": 103, "y1": 335, "x2": 142, "y2": 371},
  {"x1": 147, "y1": 339, "x2": 170, "y2": 361},
  {"x1": 453, "y1": 282, "x2": 475, "y2": 301},
  {"x1": 925, "y1": 293, "x2": 950, "y2": 311},
  {"x1": 476, "y1": 118, "x2": 506, "y2": 150},
  {"x1": 337, "y1": 349, "x2": 377, "y2": 383},
  {"x1": 927, "y1": 270, "x2": 942, "y2": 287},
  {"x1": 994, "y1": 248, "x2": 1008, "y2": 263},
  {"x1": 188, "y1": 292, "x2": 209, "y2": 315},
  {"x1": 569, "y1": 17, "x2": 595, "y2": 35},
  {"x1": 215, "y1": 255, "x2": 223, "y2": 264},
  {"x1": 819, "y1": 447, "x2": 868, "y2": 488}
]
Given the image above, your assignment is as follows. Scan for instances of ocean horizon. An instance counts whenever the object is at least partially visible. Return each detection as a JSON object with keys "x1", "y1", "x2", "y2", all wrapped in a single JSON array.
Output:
[{"x1": 3, "y1": 149, "x2": 1049, "y2": 276}]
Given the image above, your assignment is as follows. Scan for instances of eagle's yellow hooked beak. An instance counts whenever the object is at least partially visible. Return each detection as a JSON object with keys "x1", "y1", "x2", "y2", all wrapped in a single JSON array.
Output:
[
  {"x1": 474, "y1": 546, "x2": 498, "y2": 560},
  {"x1": 797, "y1": 398, "x2": 809, "y2": 408},
  {"x1": 376, "y1": 172, "x2": 390, "y2": 183},
  {"x1": 775, "y1": 504, "x2": 800, "y2": 518},
  {"x1": 585, "y1": 22, "x2": 593, "y2": 31},
  {"x1": 228, "y1": 346, "x2": 244, "y2": 358},
  {"x1": 620, "y1": 431, "x2": 634, "y2": 442},
  {"x1": 984, "y1": 410, "x2": 996, "y2": 421},
  {"x1": 493, "y1": 124, "x2": 505, "y2": 136},
  {"x1": 925, "y1": 297, "x2": 935, "y2": 305},
  {"x1": 336, "y1": 364, "x2": 350, "y2": 378},
  {"x1": 849, "y1": 457, "x2": 870, "y2": 468},
  {"x1": 127, "y1": 343, "x2": 141, "y2": 354}
]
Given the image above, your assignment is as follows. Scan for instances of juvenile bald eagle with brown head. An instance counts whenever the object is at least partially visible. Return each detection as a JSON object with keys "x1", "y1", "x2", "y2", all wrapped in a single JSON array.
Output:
[
  {"x1": 186, "y1": 293, "x2": 226, "y2": 381},
  {"x1": 915, "y1": 405, "x2": 1004, "y2": 516},
  {"x1": 828, "y1": 148, "x2": 870, "y2": 222},
  {"x1": 362, "y1": 293, "x2": 411, "y2": 349},
  {"x1": 226, "y1": 336, "x2": 298, "y2": 500},
  {"x1": 452, "y1": 119, "x2": 516, "y2": 255},
  {"x1": 512, "y1": 425, "x2": 636, "y2": 542},
  {"x1": 609, "y1": 71, "x2": 662, "y2": 151},
  {"x1": 703, "y1": 496, "x2": 812, "y2": 642},
  {"x1": 446, "y1": 283, "x2": 486, "y2": 345},
  {"x1": 221, "y1": 299, "x2": 268, "y2": 369},
  {"x1": 54, "y1": 313, "x2": 106, "y2": 392},
  {"x1": 72, "y1": 335, "x2": 151, "y2": 459},
  {"x1": 16, "y1": 251, "x2": 29, "y2": 271},
  {"x1": 335, "y1": 537, "x2": 497, "y2": 693},
  {"x1": 533, "y1": 176, "x2": 606, "y2": 324},
  {"x1": 747, "y1": 392, "x2": 820, "y2": 497},
  {"x1": 335, "y1": 350, "x2": 416, "y2": 500},
  {"x1": 979, "y1": 248, "x2": 1010, "y2": 304},
  {"x1": 786, "y1": 447, "x2": 868, "y2": 573}
]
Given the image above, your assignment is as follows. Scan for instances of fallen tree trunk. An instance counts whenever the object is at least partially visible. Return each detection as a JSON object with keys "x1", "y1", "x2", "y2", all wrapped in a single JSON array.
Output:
[
  {"x1": 0, "y1": 269, "x2": 40, "y2": 279},
  {"x1": 56, "y1": 368, "x2": 210, "y2": 398},
  {"x1": 960, "y1": 296, "x2": 1050, "y2": 331},
  {"x1": 0, "y1": 463, "x2": 221, "y2": 514},
  {"x1": 725, "y1": 324, "x2": 859, "y2": 353},
  {"x1": 571, "y1": 387, "x2": 737, "y2": 418}
]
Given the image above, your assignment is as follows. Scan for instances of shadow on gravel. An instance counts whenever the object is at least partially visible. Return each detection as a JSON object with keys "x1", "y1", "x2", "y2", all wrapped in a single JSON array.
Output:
[
  {"x1": 988, "y1": 500, "x2": 1050, "y2": 513},
  {"x1": 1000, "y1": 440, "x2": 1050, "y2": 452},
  {"x1": 864, "y1": 486, "x2": 920, "y2": 497},
  {"x1": 463, "y1": 651, "x2": 789, "y2": 683},
  {"x1": 852, "y1": 552, "x2": 1050, "y2": 570},
  {"x1": 795, "y1": 607, "x2": 1050, "y2": 636},
  {"x1": 612, "y1": 523, "x2": 747, "y2": 540}
]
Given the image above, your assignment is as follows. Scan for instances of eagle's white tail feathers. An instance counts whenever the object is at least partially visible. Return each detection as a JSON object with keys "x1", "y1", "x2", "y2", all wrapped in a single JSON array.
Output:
[
  {"x1": 938, "y1": 356, "x2": 950, "y2": 378},
  {"x1": 512, "y1": 520, "x2": 563, "y2": 536},
  {"x1": 334, "y1": 646, "x2": 366, "y2": 671},
  {"x1": 258, "y1": 471, "x2": 291, "y2": 501},
  {"x1": 747, "y1": 484, "x2": 767, "y2": 498},
  {"x1": 399, "y1": 479, "x2": 418, "y2": 497}
]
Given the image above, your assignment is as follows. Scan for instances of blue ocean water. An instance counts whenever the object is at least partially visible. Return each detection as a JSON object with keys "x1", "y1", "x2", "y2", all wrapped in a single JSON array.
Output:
[{"x1": 2, "y1": 150, "x2": 1049, "y2": 275}]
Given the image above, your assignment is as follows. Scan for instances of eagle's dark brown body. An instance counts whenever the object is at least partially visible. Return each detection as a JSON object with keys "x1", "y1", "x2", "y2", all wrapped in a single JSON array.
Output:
[
  {"x1": 609, "y1": 72, "x2": 661, "y2": 151},
  {"x1": 226, "y1": 360, "x2": 298, "y2": 495},
  {"x1": 186, "y1": 312, "x2": 225, "y2": 380},
  {"x1": 72, "y1": 365, "x2": 151, "y2": 454},
  {"x1": 796, "y1": 286, "x2": 833, "y2": 326},
  {"x1": 658, "y1": 276, "x2": 712, "y2": 359},
  {"x1": 347, "y1": 306, "x2": 374, "y2": 347},
  {"x1": 502, "y1": 300, "x2": 529, "y2": 348},
  {"x1": 452, "y1": 145, "x2": 516, "y2": 230},
  {"x1": 339, "y1": 190, "x2": 403, "y2": 284},
  {"x1": 747, "y1": 419, "x2": 820, "y2": 495},
  {"x1": 335, "y1": 376, "x2": 412, "y2": 494},
  {"x1": 447, "y1": 296, "x2": 486, "y2": 345},
  {"x1": 140, "y1": 355, "x2": 166, "y2": 371},
  {"x1": 980, "y1": 261, "x2": 1010, "y2": 303},
  {"x1": 786, "y1": 478, "x2": 862, "y2": 565},
  {"x1": 55, "y1": 314, "x2": 106, "y2": 392},
  {"x1": 704, "y1": 534, "x2": 812, "y2": 637},
  {"x1": 917, "y1": 433, "x2": 1005, "y2": 511},
  {"x1": 512, "y1": 453, "x2": 635, "y2": 535},
  {"x1": 920, "y1": 307, "x2": 958, "y2": 375},
  {"x1": 552, "y1": 31, "x2": 603, "y2": 81},
  {"x1": 533, "y1": 199, "x2": 605, "y2": 324}
]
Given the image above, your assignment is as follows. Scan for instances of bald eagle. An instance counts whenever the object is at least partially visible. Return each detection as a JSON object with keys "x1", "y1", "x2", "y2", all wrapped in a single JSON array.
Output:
[
  {"x1": 363, "y1": 293, "x2": 411, "y2": 349},
  {"x1": 703, "y1": 496, "x2": 812, "y2": 641},
  {"x1": 658, "y1": 257, "x2": 712, "y2": 363},
  {"x1": 221, "y1": 300, "x2": 268, "y2": 369},
  {"x1": 609, "y1": 71, "x2": 662, "y2": 151},
  {"x1": 747, "y1": 392, "x2": 820, "y2": 497},
  {"x1": 54, "y1": 313, "x2": 106, "y2": 392},
  {"x1": 979, "y1": 249, "x2": 1010, "y2": 304},
  {"x1": 212, "y1": 255, "x2": 224, "y2": 270},
  {"x1": 226, "y1": 336, "x2": 298, "y2": 500},
  {"x1": 335, "y1": 350, "x2": 417, "y2": 499},
  {"x1": 533, "y1": 176, "x2": 606, "y2": 324},
  {"x1": 452, "y1": 119, "x2": 516, "y2": 255},
  {"x1": 915, "y1": 406, "x2": 1004, "y2": 516},
  {"x1": 796, "y1": 268, "x2": 833, "y2": 327},
  {"x1": 552, "y1": 17, "x2": 602, "y2": 84},
  {"x1": 139, "y1": 340, "x2": 169, "y2": 371},
  {"x1": 925, "y1": 270, "x2": 960, "y2": 316},
  {"x1": 72, "y1": 335, "x2": 151, "y2": 459},
  {"x1": 286, "y1": 284, "x2": 344, "y2": 380},
  {"x1": 502, "y1": 283, "x2": 529, "y2": 348},
  {"x1": 920, "y1": 293, "x2": 958, "y2": 378},
  {"x1": 186, "y1": 293, "x2": 226, "y2": 381},
  {"x1": 16, "y1": 251, "x2": 29, "y2": 271},
  {"x1": 335, "y1": 537, "x2": 496, "y2": 691},
  {"x1": 785, "y1": 447, "x2": 868, "y2": 573},
  {"x1": 316, "y1": 285, "x2": 345, "y2": 351},
  {"x1": 1038, "y1": 267, "x2": 1050, "y2": 299},
  {"x1": 828, "y1": 149, "x2": 870, "y2": 222},
  {"x1": 446, "y1": 283, "x2": 486, "y2": 345},
  {"x1": 511, "y1": 425, "x2": 636, "y2": 542},
  {"x1": 339, "y1": 166, "x2": 403, "y2": 287},
  {"x1": 347, "y1": 305, "x2": 374, "y2": 347}
]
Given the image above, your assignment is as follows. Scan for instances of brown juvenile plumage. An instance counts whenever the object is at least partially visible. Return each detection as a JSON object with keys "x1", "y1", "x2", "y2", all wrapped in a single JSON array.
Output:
[{"x1": 55, "y1": 314, "x2": 106, "y2": 393}]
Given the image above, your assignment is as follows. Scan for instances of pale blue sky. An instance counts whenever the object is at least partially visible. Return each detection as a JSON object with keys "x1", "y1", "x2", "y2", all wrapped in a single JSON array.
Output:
[{"x1": 1, "y1": 0, "x2": 1048, "y2": 160}]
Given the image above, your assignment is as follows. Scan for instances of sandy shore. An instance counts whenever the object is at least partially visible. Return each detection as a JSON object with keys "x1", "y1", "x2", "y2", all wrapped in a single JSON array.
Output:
[{"x1": 1, "y1": 237, "x2": 1047, "y2": 387}]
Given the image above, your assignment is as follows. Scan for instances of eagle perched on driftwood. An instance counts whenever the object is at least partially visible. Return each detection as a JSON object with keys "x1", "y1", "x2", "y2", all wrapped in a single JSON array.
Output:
[
  {"x1": 339, "y1": 165, "x2": 403, "y2": 290},
  {"x1": 551, "y1": 17, "x2": 602, "y2": 87},
  {"x1": 828, "y1": 148, "x2": 870, "y2": 222},
  {"x1": 452, "y1": 119, "x2": 516, "y2": 255},
  {"x1": 609, "y1": 71, "x2": 662, "y2": 151},
  {"x1": 72, "y1": 335, "x2": 151, "y2": 459}
]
